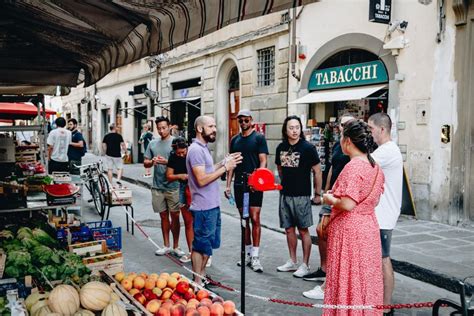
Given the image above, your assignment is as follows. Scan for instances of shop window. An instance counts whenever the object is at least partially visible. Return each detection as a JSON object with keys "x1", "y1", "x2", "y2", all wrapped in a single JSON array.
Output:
[
  {"x1": 77, "y1": 103, "x2": 82, "y2": 124},
  {"x1": 257, "y1": 46, "x2": 275, "y2": 86},
  {"x1": 124, "y1": 102, "x2": 128, "y2": 118}
]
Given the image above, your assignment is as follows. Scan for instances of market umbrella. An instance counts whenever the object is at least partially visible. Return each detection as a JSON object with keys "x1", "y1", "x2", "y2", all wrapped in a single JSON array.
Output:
[{"x1": 0, "y1": 102, "x2": 56, "y2": 120}]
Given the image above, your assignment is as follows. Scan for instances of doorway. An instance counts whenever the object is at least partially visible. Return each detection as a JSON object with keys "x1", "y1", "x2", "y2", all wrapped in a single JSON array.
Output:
[
  {"x1": 101, "y1": 108, "x2": 110, "y2": 139},
  {"x1": 87, "y1": 102, "x2": 92, "y2": 148},
  {"x1": 228, "y1": 67, "x2": 240, "y2": 145},
  {"x1": 134, "y1": 106, "x2": 148, "y2": 163},
  {"x1": 115, "y1": 100, "x2": 122, "y2": 134}
]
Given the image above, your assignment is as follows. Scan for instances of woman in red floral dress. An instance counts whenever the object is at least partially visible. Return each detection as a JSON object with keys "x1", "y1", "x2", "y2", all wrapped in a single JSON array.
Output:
[{"x1": 322, "y1": 119, "x2": 385, "y2": 315}]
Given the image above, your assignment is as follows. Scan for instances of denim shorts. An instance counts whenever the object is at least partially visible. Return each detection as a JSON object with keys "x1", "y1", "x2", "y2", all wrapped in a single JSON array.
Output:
[
  {"x1": 380, "y1": 229, "x2": 393, "y2": 258},
  {"x1": 191, "y1": 207, "x2": 221, "y2": 256},
  {"x1": 179, "y1": 182, "x2": 187, "y2": 205}
]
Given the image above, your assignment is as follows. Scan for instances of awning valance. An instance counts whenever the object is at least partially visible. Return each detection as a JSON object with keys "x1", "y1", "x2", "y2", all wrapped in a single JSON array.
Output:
[
  {"x1": 289, "y1": 84, "x2": 388, "y2": 104},
  {"x1": 159, "y1": 97, "x2": 200, "y2": 104},
  {"x1": 0, "y1": 102, "x2": 56, "y2": 120},
  {"x1": 0, "y1": 0, "x2": 317, "y2": 88}
]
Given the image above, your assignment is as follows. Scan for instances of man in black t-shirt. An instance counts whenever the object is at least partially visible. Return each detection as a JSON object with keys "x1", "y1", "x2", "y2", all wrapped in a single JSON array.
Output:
[
  {"x1": 102, "y1": 124, "x2": 126, "y2": 183},
  {"x1": 67, "y1": 118, "x2": 86, "y2": 175},
  {"x1": 226, "y1": 109, "x2": 269, "y2": 273},
  {"x1": 275, "y1": 115, "x2": 322, "y2": 279}
]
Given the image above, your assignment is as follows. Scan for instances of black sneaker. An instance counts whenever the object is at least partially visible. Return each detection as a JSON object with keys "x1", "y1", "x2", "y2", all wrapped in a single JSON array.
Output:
[{"x1": 302, "y1": 267, "x2": 326, "y2": 281}]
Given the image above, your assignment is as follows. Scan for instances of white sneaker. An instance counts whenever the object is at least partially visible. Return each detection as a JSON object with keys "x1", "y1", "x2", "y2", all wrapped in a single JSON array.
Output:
[
  {"x1": 155, "y1": 246, "x2": 171, "y2": 256},
  {"x1": 237, "y1": 255, "x2": 251, "y2": 267},
  {"x1": 293, "y1": 263, "x2": 310, "y2": 278},
  {"x1": 302, "y1": 285, "x2": 324, "y2": 300},
  {"x1": 173, "y1": 247, "x2": 186, "y2": 257},
  {"x1": 251, "y1": 256, "x2": 263, "y2": 273},
  {"x1": 277, "y1": 259, "x2": 298, "y2": 272},
  {"x1": 206, "y1": 256, "x2": 212, "y2": 267},
  {"x1": 179, "y1": 254, "x2": 191, "y2": 263}
]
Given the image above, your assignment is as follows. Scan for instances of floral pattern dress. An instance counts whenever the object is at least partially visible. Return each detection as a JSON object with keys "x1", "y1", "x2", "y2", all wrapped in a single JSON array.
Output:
[{"x1": 323, "y1": 158, "x2": 385, "y2": 315}]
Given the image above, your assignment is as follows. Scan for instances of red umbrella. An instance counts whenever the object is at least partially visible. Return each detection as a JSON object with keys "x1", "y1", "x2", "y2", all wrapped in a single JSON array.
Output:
[{"x1": 0, "y1": 102, "x2": 56, "y2": 119}]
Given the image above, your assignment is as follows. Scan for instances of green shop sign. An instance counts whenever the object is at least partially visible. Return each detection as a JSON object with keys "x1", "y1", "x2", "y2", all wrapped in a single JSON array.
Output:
[{"x1": 308, "y1": 60, "x2": 388, "y2": 91}]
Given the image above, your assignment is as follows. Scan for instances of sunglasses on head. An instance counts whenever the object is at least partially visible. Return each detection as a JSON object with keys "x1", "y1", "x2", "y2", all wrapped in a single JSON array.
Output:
[{"x1": 238, "y1": 118, "x2": 250, "y2": 124}]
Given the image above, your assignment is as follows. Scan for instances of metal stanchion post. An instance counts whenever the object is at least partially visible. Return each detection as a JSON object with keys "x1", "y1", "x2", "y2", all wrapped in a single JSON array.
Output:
[{"x1": 241, "y1": 173, "x2": 250, "y2": 315}]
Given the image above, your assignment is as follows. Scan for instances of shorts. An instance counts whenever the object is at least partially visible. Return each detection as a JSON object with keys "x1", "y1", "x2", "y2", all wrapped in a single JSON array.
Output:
[
  {"x1": 233, "y1": 184, "x2": 263, "y2": 209},
  {"x1": 69, "y1": 159, "x2": 81, "y2": 175},
  {"x1": 191, "y1": 207, "x2": 221, "y2": 256},
  {"x1": 104, "y1": 155, "x2": 123, "y2": 170},
  {"x1": 380, "y1": 229, "x2": 393, "y2": 258},
  {"x1": 178, "y1": 182, "x2": 189, "y2": 206},
  {"x1": 48, "y1": 160, "x2": 69, "y2": 174},
  {"x1": 151, "y1": 188, "x2": 181, "y2": 213},
  {"x1": 279, "y1": 195, "x2": 313, "y2": 229}
]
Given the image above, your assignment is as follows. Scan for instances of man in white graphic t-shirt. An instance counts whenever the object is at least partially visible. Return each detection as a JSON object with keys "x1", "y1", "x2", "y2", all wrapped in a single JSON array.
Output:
[
  {"x1": 368, "y1": 113, "x2": 403, "y2": 315},
  {"x1": 47, "y1": 117, "x2": 72, "y2": 174}
]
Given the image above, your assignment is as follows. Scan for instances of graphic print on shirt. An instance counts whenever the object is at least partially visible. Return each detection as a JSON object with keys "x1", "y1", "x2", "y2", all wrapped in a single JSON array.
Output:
[{"x1": 280, "y1": 150, "x2": 300, "y2": 168}]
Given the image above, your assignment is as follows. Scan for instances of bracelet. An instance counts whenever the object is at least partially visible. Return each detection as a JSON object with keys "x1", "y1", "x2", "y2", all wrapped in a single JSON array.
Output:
[{"x1": 315, "y1": 193, "x2": 321, "y2": 196}]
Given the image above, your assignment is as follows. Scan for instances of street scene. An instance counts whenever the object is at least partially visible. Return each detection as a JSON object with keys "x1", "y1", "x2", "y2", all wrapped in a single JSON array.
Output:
[{"x1": 0, "y1": 0, "x2": 473, "y2": 316}]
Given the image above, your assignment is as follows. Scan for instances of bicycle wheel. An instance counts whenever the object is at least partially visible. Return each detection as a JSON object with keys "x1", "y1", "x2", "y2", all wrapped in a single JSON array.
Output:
[
  {"x1": 98, "y1": 174, "x2": 110, "y2": 220},
  {"x1": 90, "y1": 180, "x2": 104, "y2": 217}
]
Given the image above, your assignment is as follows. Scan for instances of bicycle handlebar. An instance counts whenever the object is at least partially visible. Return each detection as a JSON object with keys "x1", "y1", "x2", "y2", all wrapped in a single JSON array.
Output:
[{"x1": 74, "y1": 160, "x2": 103, "y2": 169}]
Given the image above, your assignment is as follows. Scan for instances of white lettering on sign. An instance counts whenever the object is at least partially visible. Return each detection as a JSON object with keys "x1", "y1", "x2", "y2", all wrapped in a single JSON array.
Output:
[{"x1": 313, "y1": 63, "x2": 381, "y2": 86}]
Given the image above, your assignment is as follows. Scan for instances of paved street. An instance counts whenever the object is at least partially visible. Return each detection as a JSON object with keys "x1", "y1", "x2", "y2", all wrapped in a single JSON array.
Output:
[{"x1": 79, "y1": 160, "x2": 461, "y2": 315}]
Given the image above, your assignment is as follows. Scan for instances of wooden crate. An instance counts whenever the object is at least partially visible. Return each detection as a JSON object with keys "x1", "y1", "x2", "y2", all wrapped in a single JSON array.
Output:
[
  {"x1": 0, "y1": 249, "x2": 5, "y2": 278},
  {"x1": 15, "y1": 152, "x2": 37, "y2": 163},
  {"x1": 69, "y1": 240, "x2": 107, "y2": 257},
  {"x1": 83, "y1": 251, "x2": 123, "y2": 276}
]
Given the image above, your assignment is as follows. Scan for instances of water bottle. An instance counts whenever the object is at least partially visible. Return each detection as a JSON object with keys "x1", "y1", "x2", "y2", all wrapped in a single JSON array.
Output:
[{"x1": 228, "y1": 193, "x2": 236, "y2": 206}]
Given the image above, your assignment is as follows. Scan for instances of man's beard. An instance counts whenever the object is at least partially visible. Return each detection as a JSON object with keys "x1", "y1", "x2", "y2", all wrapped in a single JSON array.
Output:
[
  {"x1": 202, "y1": 130, "x2": 217, "y2": 143},
  {"x1": 241, "y1": 125, "x2": 251, "y2": 132}
]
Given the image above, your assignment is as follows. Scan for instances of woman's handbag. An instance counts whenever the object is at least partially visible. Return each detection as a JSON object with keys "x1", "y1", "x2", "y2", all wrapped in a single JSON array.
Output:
[{"x1": 318, "y1": 166, "x2": 380, "y2": 241}]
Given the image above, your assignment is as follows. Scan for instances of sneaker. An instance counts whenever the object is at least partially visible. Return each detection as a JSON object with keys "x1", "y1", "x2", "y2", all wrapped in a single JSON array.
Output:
[
  {"x1": 173, "y1": 247, "x2": 186, "y2": 257},
  {"x1": 143, "y1": 174, "x2": 152, "y2": 178},
  {"x1": 293, "y1": 263, "x2": 310, "y2": 278},
  {"x1": 205, "y1": 256, "x2": 212, "y2": 268},
  {"x1": 303, "y1": 267, "x2": 326, "y2": 281},
  {"x1": 237, "y1": 255, "x2": 251, "y2": 267},
  {"x1": 277, "y1": 259, "x2": 299, "y2": 272},
  {"x1": 179, "y1": 254, "x2": 191, "y2": 263},
  {"x1": 251, "y1": 256, "x2": 263, "y2": 273},
  {"x1": 155, "y1": 246, "x2": 171, "y2": 256},
  {"x1": 302, "y1": 285, "x2": 324, "y2": 300}
]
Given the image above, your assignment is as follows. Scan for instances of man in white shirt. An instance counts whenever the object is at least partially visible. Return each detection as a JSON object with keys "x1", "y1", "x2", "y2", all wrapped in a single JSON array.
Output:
[
  {"x1": 368, "y1": 113, "x2": 403, "y2": 315},
  {"x1": 47, "y1": 117, "x2": 72, "y2": 174}
]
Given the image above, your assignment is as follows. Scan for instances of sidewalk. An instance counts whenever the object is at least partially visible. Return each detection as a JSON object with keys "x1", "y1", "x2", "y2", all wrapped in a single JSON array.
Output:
[{"x1": 85, "y1": 154, "x2": 474, "y2": 295}]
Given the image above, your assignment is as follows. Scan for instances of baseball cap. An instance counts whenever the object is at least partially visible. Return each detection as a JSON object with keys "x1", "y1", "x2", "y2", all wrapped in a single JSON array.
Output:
[{"x1": 237, "y1": 109, "x2": 252, "y2": 117}]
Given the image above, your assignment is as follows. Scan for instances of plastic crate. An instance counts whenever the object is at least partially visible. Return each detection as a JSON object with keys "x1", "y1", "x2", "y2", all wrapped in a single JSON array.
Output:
[
  {"x1": 56, "y1": 225, "x2": 91, "y2": 244},
  {"x1": 87, "y1": 221, "x2": 121, "y2": 251}
]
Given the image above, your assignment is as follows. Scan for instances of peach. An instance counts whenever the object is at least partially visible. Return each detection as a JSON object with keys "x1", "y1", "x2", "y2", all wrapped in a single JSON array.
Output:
[
  {"x1": 161, "y1": 301, "x2": 174, "y2": 310},
  {"x1": 121, "y1": 278, "x2": 133, "y2": 291},
  {"x1": 199, "y1": 298, "x2": 212, "y2": 308},
  {"x1": 186, "y1": 307, "x2": 199, "y2": 316},
  {"x1": 152, "y1": 287, "x2": 163, "y2": 297},
  {"x1": 171, "y1": 272, "x2": 181, "y2": 279},
  {"x1": 126, "y1": 272, "x2": 137, "y2": 281},
  {"x1": 197, "y1": 306, "x2": 210, "y2": 316},
  {"x1": 146, "y1": 299, "x2": 161, "y2": 313},
  {"x1": 149, "y1": 273, "x2": 160, "y2": 280},
  {"x1": 160, "y1": 272, "x2": 170, "y2": 280},
  {"x1": 156, "y1": 278, "x2": 168, "y2": 289},
  {"x1": 177, "y1": 299, "x2": 188, "y2": 306},
  {"x1": 133, "y1": 293, "x2": 146, "y2": 305},
  {"x1": 223, "y1": 301, "x2": 235, "y2": 315},
  {"x1": 114, "y1": 271, "x2": 126, "y2": 282},
  {"x1": 145, "y1": 278, "x2": 156, "y2": 290},
  {"x1": 167, "y1": 277, "x2": 179, "y2": 289},
  {"x1": 133, "y1": 276, "x2": 146, "y2": 290},
  {"x1": 210, "y1": 303, "x2": 224, "y2": 316},
  {"x1": 161, "y1": 288, "x2": 174, "y2": 300},
  {"x1": 129, "y1": 288, "x2": 140, "y2": 296},
  {"x1": 170, "y1": 304, "x2": 186, "y2": 316},
  {"x1": 196, "y1": 290, "x2": 209, "y2": 301},
  {"x1": 157, "y1": 306, "x2": 171, "y2": 316},
  {"x1": 212, "y1": 296, "x2": 224, "y2": 304},
  {"x1": 139, "y1": 272, "x2": 148, "y2": 279}
]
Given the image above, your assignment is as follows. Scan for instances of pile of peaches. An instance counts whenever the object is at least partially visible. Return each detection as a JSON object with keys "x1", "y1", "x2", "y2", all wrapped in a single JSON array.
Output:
[{"x1": 114, "y1": 271, "x2": 237, "y2": 316}]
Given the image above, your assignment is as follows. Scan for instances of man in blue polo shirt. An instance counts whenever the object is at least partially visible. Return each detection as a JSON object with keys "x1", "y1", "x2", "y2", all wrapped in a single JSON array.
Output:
[{"x1": 186, "y1": 115, "x2": 242, "y2": 285}]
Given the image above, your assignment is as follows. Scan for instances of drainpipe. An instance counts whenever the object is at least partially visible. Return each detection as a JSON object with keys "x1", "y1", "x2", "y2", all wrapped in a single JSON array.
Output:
[{"x1": 290, "y1": 7, "x2": 300, "y2": 81}]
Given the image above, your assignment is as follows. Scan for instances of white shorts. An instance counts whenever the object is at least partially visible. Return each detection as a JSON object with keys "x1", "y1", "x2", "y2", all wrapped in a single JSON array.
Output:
[{"x1": 105, "y1": 155, "x2": 123, "y2": 170}]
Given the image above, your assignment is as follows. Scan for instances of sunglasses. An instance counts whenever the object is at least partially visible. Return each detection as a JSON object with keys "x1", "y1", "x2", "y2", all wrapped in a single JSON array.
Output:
[{"x1": 238, "y1": 118, "x2": 250, "y2": 124}]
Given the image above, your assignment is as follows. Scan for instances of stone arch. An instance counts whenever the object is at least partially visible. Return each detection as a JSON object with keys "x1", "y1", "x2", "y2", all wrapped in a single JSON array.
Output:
[
  {"x1": 214, "y1": 54, "x2": 240, "y2": 162},
  {"x1": 300, "y1": 33, "x2": 398, "y2": 92}
]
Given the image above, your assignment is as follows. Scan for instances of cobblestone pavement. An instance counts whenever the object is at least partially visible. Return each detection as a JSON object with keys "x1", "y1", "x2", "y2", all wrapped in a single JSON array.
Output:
[{"x1": 79, "y1": 160, "x2": 461, "y2": 315}]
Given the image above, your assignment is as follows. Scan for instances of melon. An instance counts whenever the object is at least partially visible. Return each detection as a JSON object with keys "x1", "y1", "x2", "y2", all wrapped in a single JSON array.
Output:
[
  {"x1": 101, "y1": 302, "x2": 127, "y2": 316},
  {"x1": 25, "y1": 291, "x2": 49, "y2": 311},
  {"x1": 80, "y1": 281, "x2": 112, "y2": 311},
  {"x1": 30, "y1": 299, "x2": 48, "y2": 316},
  {"x1": 34, "y1": 305, "x2": 53, "y2": 316},
  {"x1": 48, "y1": 284, "x2": 80, "y2": 315},
  {"x1": 74, "y1": 309, "x2": 96, "y2": 316}
]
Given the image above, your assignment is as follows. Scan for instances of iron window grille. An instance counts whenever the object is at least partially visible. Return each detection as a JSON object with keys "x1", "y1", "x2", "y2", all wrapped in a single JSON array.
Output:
[{"x1": 257, "y1": 46, "x2": 275, "y2": 87}]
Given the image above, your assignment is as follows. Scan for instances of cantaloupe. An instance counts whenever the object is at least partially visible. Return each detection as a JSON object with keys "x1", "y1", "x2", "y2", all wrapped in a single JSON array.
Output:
[
  {"x1": 101, "y1": 302, "x2": 127, "y2": 316},
  {"x1": 48, "y1": 284, "x2": 80, "y2": 315},
  {"x1": 79, "y1": 281, "x2": 112, "y2": 311}
]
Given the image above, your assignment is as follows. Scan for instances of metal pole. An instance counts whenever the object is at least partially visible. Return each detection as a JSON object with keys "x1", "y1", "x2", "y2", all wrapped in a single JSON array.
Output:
[{"x1": 241, "y1": 173, "x2": 250, "y2": 314}]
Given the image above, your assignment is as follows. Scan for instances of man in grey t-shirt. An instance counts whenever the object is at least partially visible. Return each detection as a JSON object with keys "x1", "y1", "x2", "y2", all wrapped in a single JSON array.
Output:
[{"x1": 144, "y1": 117, "x2": 182, "y2": 257}]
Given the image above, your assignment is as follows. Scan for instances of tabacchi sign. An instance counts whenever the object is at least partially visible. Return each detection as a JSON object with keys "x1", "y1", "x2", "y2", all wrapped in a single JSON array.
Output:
[
  {"x1": 369, "y1": 0, "x2": 392, "y2": 24},
  {"x1": 308, "y1": 61, "x2": 388, "y2": 91}
]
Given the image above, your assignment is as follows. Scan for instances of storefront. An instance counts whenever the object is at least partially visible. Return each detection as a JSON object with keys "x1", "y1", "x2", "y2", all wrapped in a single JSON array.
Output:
[{"x1": 290, "y1": 49, "x2": 390, "y2": 180}]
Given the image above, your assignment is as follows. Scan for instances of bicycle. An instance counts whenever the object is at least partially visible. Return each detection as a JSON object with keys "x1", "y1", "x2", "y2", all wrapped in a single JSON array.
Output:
[{"x1": 76, "y1": 161, "x2": 110, "y2": 219}]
